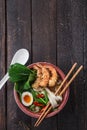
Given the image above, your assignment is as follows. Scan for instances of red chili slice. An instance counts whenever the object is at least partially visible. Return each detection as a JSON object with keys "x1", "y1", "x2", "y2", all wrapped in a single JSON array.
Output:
[
  {"x1": 36, "y1": 94, "x2": 44, "y2": 98},
  {"x1": 33, "y1": 101, "x2": 44, "y2": 107}
]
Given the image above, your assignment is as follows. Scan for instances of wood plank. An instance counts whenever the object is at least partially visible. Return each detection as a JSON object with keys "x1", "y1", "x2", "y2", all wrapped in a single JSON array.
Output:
[
  {"x1": 32, "y1": 0, "x2": 57, "y2": 63},
  {"x1": 83, "y1": 0, "x2": 87, "y2": 129},
  {"x1": 31, "y1": 0, "x2": 57, "y2": 129},
  {"x1": 57, "y1": 0, "x2": 84, "y2": 130},
  {"x1": 0, "y1": 0, "x2": 6, "y2": 130},
  {"x1": 6, "y1": 0, "x2": 32, "y2": 130}
]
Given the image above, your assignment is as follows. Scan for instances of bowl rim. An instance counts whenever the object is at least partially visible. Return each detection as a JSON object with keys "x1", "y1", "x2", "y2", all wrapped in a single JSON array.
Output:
[{"x1": 14, "y1": 62, "x2": 69, "y2": 118}]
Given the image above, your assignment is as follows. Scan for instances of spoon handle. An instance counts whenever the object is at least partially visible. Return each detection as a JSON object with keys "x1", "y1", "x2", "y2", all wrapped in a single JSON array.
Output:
[{"x1": 0, "y1": 73, "x2": 9, "y2": 90}]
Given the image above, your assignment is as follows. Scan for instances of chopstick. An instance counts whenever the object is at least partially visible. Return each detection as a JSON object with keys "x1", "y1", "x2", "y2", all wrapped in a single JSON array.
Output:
[
  {"x1": 34, "y1": 62, "x2": 77, "y2": 127},
  {"x1": 55, "y1": 62, "x2": 77, "y2": 95},
  {"x1": 34, "y1": 64, "x2": 83, "y2": 127}
]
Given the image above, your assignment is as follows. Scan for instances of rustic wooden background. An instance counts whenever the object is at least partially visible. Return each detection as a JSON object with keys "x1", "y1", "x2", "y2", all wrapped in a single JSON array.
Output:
[{"x1": 0, "y1": 0, "x2": 87, "y2": 130}]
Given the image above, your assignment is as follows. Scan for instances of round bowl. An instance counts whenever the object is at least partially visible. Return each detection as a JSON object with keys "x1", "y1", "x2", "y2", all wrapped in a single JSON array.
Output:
[{"x1": 14, "y1": 62, "x2": 69, "y2": 118}]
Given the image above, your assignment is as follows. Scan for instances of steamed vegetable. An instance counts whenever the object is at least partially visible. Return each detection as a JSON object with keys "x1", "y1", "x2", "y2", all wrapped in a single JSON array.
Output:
[{"x1": 8, "y1": 63, "x2": 36, "y2": 82}]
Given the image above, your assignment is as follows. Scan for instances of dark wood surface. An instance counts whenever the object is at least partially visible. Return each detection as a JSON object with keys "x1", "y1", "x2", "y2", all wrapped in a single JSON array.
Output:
[{"x1": 0, "y1": 0, "x2": 86, "y2": 130}]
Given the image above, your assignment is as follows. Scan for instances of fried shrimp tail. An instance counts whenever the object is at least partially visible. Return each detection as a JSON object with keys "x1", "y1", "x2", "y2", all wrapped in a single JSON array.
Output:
[
  {"x1": 37, "y1": 64, "x2": 50, "y2": 87},
  {"x1": 44, "y1": 65, "x2": 58, "y2": 87}
]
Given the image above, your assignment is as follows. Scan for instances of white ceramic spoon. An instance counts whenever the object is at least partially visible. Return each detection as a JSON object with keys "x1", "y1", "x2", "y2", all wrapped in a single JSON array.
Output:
[{"x1": 0, "y1": 48, "x2": 29, "y2": 90}]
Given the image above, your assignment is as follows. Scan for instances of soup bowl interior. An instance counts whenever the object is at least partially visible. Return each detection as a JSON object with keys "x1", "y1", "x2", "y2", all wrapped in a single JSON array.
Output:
[{"x1": 14, "y1": 62, "x2": 69, "y2": 118}]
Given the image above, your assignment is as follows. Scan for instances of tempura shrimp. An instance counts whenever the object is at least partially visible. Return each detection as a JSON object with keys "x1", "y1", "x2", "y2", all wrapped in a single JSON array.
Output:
[
  {"x1": 32, "y1": 65, "x2": 42, "y2": 89},
  {"x1": 37, "y1": 64, "x2": 50, "y2": 87},
  {"x1": 44, "y1": 65, "x2": 58, "y2": 87}
]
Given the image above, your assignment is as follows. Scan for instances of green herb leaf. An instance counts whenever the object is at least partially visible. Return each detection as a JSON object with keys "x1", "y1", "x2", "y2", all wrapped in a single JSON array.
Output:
[
  {"x1": 8, "y1": 63, "x2": 34, "y2": 82},
  {"x1": 9, "y1": 63, "x2": 37, "y2": 94},
  {"x1": 15, "y1": 81, "x2": 25, "y2": 94},
  {"x1": 43, "y1": 89, "x2": 49, "y2": 104},
  {"x1": 23, "y1": 72, "x2": 37, "y2": 90},
  {"x1": 23, "y1": 81, "x2": 31, "y2": 90}
]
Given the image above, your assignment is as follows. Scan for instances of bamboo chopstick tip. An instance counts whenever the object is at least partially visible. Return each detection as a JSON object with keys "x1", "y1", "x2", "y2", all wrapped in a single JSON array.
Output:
[
  {"x1": 80, "y1": 65, "x2": 83, "y2": 69},
  {"x1": 34, "y1": 123, "x2": 37, "y2": 127},
  {"x1": 34, "y1": 124, "x2": 36, "y2": 127},
  {"x1": 74, "y1": 62, "x2": 77, "y2": 66},
  {"x1": 34, "y1": 123, "x2": 39, "y2": 127},
  {"x1": 78, "y1": 65, "x2": 83, "y2": 71}
]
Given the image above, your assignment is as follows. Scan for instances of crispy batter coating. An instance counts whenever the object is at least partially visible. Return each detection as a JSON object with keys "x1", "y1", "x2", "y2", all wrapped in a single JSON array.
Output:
[
  {"x1": 32, "y1": 63, "x2": 58, "y2": 89},
  {"x1": 44, "y1": 65, "x2": 58, "y2": 87},
  {"x1": 32, "y1": 65, "x2": 42, "y2": 89},
  {"x1": 37, "y1": 64, "x2": 50, "y2": 87}
]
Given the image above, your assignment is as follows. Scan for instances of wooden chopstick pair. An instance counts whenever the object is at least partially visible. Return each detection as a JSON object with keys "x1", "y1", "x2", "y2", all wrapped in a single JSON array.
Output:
[{"x1": 34, "y1": 63, "x2": 83, "y2": 127}]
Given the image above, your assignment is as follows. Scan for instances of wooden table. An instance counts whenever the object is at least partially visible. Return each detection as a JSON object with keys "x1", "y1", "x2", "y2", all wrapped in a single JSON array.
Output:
[{"x1": 0, "y1": 0, "x2": 87, "y2": 130}]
